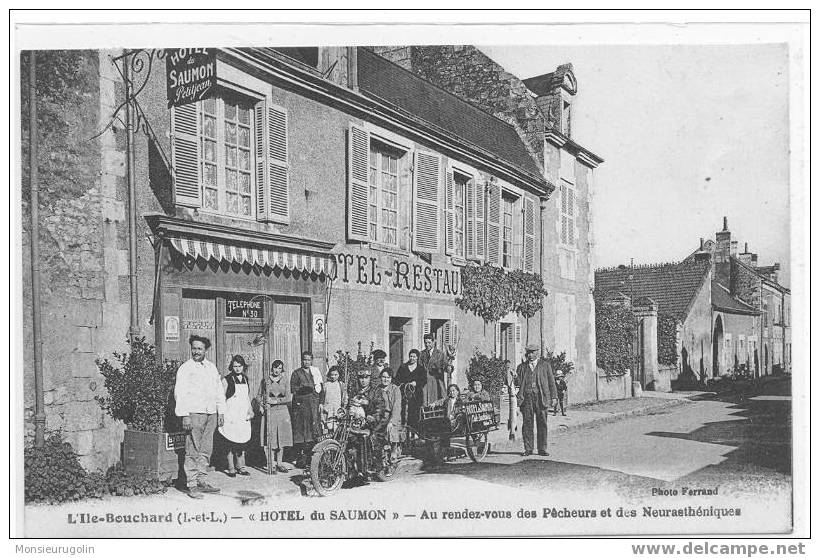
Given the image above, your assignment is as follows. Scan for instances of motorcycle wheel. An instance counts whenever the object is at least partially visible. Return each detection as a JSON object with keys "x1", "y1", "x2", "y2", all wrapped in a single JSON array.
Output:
[
  {"x1": 310, "y1": 440, "x2": 347, "y2": 496},
  {"x1": 465, "y1": 432, "x2": 489, "y2": 463}
]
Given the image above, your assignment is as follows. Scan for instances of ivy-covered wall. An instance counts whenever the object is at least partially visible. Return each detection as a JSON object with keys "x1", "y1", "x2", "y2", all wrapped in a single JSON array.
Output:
[{"x1": 657, "y1": 314, "x2": 680, "y2": 366}]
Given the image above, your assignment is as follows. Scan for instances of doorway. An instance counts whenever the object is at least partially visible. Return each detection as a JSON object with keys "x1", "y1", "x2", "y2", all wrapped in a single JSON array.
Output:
[
  {"x1": 712, "y1": 315, "x2": 724, "y2": 377},
  {"x1": 499, "y1": 322, "x2": 516, "y2": 364},
  {"x1": 389, "y1": 317, "x2": 412, "y2": 369}
]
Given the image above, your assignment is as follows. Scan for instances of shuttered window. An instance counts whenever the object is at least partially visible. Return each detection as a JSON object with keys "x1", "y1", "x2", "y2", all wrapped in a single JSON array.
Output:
[
  {"x1": 413, "y1": 151, "x2": 441, "y2": 253},
  {"x1": 171, "y1": 91, "x2": 289, "y2": 223},
  {"x1": 369, "y1": 141, "x2": 402, "y2": 246},
  {"x1": 523, "y1": 197, "x2": 536, "y2": 272},
  {"x1": 560, "y1": 180, "x2": 576, "y2": 246},
  {"x1": 446, "y1": 168, "x2": 469, "y2": 258},
  {"x1": 486, "y1": 180, "x2": 502, "y2": 266},
  {"x1": 502, "y1": 193, "x2": 516, "y2": 269}
]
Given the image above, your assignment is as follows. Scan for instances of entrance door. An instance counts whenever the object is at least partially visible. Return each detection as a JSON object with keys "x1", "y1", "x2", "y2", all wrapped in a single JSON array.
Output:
[
  {"x1": 499, "y1": 323, "x2": 515, "y2": 364},
  {"x1": 272, "y1": 302, "x2": 302, "y2": 376}
]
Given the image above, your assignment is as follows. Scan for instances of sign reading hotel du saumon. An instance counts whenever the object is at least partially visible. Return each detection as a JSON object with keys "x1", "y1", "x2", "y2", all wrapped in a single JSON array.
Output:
[{"x1": 165, "y1": 48, "x2": 216, "y2": 108}]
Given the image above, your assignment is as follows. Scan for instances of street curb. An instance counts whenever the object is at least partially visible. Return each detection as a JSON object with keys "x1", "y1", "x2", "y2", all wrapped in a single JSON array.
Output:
[{"x1": 553, "y1": 397, "x2": 693, "y2": 434}]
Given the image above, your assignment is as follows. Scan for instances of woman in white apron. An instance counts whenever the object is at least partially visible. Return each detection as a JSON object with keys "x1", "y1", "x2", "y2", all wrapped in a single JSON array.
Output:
[{"x1": 220, "y1": 355, "x2": 253, "y2": 477}]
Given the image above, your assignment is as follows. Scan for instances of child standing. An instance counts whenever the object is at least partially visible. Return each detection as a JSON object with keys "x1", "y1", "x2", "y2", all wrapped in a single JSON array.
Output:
[{"x1": 553, "y1": 371, "x2": 568, "y2": 417}]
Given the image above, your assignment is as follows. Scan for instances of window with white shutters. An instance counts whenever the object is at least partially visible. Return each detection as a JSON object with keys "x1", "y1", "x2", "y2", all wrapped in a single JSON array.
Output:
[
  {"x1": 412, "y1": 150, "x2": 441, "y2": 253},
  {"x1": 486, "y1": 180, "x2": 502, "y2": 266},
  {"x1": 171, "y1": 90, "x2": 289, "y2": 223},
  {"x1": 368, "y1": 141, "x2": 402, "y2": 246},
  {"x1": 560, "y1": 180, "x2": 576, "y2": 247},
  {"x1": 523, "y1": 196, "x2": 536, "y2": 272},
  {"x1": 446, "y1": 169, "x2": 469, "y2": 258}
]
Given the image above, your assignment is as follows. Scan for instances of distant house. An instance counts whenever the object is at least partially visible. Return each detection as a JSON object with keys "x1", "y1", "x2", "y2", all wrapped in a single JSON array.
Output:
[{"x1": 595, "y1": 217, "x2": 790, "y2": 387}]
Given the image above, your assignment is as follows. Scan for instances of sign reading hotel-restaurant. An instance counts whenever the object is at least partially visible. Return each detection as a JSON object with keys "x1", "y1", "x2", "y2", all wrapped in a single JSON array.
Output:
[
  {"x1": 165, "y1": 48, "x2": 216, "y2": 108},
  {"x1": 225, "y1": 295, "x2": 264, "y2": 319},
  {"x1": 333, "y1": 253, "x2": 462, "y2": 296}
]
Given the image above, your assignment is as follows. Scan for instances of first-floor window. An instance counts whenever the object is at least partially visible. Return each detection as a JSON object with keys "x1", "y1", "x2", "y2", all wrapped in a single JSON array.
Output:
[
  {"x1": 200, "y1": 93, "x2": 254, "y2": 217},
  {"x1": 369, "y1": 141, "x2": 402, "y2": 246},
  {"x1": 453, "y1": 172, "x2": 468, "y2": 257},
  {"x1": 502, "y1": 193, "x2": 517, "y2": 268}
]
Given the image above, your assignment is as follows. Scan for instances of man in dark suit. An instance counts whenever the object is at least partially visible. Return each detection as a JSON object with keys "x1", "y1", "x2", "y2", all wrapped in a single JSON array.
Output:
[{"x1": 515, "y1": 344, "x2": 558, "y2": 457}]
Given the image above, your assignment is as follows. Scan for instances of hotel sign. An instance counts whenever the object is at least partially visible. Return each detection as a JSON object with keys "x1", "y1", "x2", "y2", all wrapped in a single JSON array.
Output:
[
  {"x1": 333, "y1": 253, "x2": 461, "y2": 297},
  {"x1": 166, "y1": 48, "x2": 216, "y2": 108}
]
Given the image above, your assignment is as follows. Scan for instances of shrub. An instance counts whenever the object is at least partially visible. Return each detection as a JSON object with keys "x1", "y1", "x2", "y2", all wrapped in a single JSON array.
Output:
[
  {"x1": 95, "y1": 337, "x2": 179, "y2": 432},
  {"x1": 466, "y1": 350, "x2": 507, "y2": 397},
  {"x1": 101, "y1": 464, "x2": 167, "y2": 497},
  {"x1": 24, "y1": 433, "x2": 168, "y2": 503},
  {"x1": 25, "y1": 433, "x2": 105, "y2": 504},
  {"x1": 544, "y1": 350, "x2": 574, "y2": 376}
]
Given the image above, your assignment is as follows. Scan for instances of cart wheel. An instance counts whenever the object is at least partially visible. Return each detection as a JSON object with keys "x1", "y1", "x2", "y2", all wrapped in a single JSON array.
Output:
[{"x1": 466, "y1": 432, "x2": 489, "y2": 462}]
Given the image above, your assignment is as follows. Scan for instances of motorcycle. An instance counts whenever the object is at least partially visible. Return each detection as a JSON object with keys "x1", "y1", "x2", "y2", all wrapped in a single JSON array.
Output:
[{"x1": 309, "y1": 410, "x2": 400, "y2": 496}]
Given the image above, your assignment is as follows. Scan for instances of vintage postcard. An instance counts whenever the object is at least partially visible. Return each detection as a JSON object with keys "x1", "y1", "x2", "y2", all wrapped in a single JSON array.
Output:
[{"x1": 11, "y1": 12, "x2": 809, "y2": 540}]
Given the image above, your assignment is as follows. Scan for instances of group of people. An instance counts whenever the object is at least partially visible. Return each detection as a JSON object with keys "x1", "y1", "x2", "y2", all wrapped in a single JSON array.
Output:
[
  {"x1": 174, "y1": 333, "x2": 570, "y2": 498},
  {"x1": 173, "y1": 332, "x2": 457, "y2": 498}
]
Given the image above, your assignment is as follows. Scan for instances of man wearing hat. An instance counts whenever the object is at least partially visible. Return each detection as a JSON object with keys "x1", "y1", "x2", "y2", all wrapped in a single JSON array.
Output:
[
  {"x1": 368, "y1": 349, "x2": 393, "y2": 379},
  {"x1": 515, "y1": 344, "x2": 558, "y2": 456}
]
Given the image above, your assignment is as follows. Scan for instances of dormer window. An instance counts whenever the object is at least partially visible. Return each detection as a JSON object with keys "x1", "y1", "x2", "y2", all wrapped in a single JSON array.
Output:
[{"x1": 562, "y1": 99, "x2": 572, "y2": 137}]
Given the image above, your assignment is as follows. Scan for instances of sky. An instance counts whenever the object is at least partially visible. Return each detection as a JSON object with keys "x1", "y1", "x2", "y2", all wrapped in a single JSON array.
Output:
[{"x1": 480, "y1": 44, "x2": 791, "y2": 286}]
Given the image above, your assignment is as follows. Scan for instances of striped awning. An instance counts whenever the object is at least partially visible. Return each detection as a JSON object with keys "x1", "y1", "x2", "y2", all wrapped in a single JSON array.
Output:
[{"x1": 168, "y1": 237, "x2": 336, "y2": 277}]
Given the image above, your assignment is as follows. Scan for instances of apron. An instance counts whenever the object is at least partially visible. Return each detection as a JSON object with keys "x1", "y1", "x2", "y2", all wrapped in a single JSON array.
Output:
[{"x1": 219, "y1": 381, "x2": 251, "y2": 444}]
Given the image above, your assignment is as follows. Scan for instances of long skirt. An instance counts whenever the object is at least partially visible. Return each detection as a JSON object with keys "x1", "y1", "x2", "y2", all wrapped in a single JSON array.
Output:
[
  {"x1": 265, "y1": 404, "x2": 293, "y2": 450},
  {"x1": 291, "y1": 393, "x2": 320, "y2": 444}
]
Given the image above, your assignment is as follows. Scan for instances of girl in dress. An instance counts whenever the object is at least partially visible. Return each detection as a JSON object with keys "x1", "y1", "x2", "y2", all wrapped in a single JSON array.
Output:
[{"x1": 220, "y1": 355, "x2": 253, "y2": 477}]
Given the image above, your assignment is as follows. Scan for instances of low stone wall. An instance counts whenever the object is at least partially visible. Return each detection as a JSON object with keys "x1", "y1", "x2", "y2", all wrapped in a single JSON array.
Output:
[
  {"x1": 651, "y1": 364, "x2": 676, "y2": 393},
  {"x1": 596, "y1": 369, "x2": 632, "y2": 400}
]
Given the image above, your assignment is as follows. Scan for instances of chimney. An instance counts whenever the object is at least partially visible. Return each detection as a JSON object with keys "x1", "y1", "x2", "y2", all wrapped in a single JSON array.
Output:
[
  {"x1": 730, "y1": 240, "x2": 738, "y2": 257},
  {"x1": 699, "y1": 238, "x2": 704, "y2": 250},
  {"x1": 714, "y1": 216, "x2": 731, "y2": 264},
  {"x1": 318, "y1": 47, "x2": 359, "y2": 89},
  {"x1": 738, "y1": 242, "x2": 756, "y2": 266}
]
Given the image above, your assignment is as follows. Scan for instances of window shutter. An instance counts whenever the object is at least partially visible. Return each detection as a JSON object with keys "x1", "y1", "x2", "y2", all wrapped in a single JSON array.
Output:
[
  {"x1": 171, "y1": 103, "x2": 202, "y2": 208},
  {"x1": 444, "y1": 165, "x2": 455, "y2": 255},
  {"x1": 465, "y1": 177, "x2": 476, "y2": 259},
  {"x1": 523, "y1": 197, "x2": 535, "y2": 272},
  {"x1": 347, "y1": 124, "x2": 370, "y2": 242},
  {"x1": 412, "y1": 150, "x2": 441, "y2": 253},
  {"x1": 494, "y1": 322, "x2": 501, "y2": 357},
  {"x1": 255, "y1": 102, "x2": 290, "y2": 223},
  {"x1": 443, "y1": 321, "x2": 452, "y2": 347},
  {"x1": 486, "y1": 180, "x2": 502, "y2": 266},
  {"x1": 267, "y1": 104, "x2": 290, "y2": 223},
  {"x1": 452, "y1": 320, "x2": 459, "y2": 348},
  {"x1": 423, "y1": 319, "x2": 431, "y2": 337},
  {"x1": 514, "y1": 322, "x2": 522, "y2": 363},
  {"x1": 475, "y1": 178, "x2": 485, "y2": 261}
]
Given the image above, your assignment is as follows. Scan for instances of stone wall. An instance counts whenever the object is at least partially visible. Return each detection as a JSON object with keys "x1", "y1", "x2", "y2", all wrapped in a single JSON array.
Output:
[{"x1": 21, "y1": 50, "x2": 134, "y2": 469}]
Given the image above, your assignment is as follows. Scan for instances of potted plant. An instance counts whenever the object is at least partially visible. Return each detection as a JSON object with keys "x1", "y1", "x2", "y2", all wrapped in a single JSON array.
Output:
[{"x1": 95, "y1": 337, "x2": 182, "y2": 481}]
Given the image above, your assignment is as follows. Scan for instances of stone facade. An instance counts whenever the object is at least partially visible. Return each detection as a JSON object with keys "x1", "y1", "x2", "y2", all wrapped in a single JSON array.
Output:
[
  {"x1": 21, "y1": 51, "x2": 134, "y2": 469},
  {"x1": 22, "y1": 45, "x2": 604, "y2": 469},
  {"x1": 370, "y1": 44, "x2": 602, "y2": 403}
]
